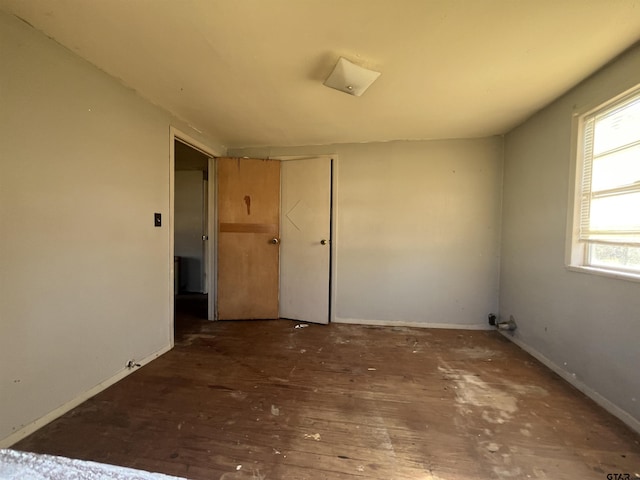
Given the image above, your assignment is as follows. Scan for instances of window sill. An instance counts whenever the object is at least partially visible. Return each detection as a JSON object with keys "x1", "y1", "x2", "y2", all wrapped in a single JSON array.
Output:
[{"x1": 566, "y1": 265, "x2": 640, "y2": 283}]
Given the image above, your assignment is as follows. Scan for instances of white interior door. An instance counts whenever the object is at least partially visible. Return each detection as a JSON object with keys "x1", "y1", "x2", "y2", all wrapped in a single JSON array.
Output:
[{"x1": 280, "y1": 157, "x2": 332, "y2": 324}]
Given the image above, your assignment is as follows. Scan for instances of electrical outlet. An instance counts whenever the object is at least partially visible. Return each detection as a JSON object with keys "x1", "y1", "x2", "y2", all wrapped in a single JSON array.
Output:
[{"x1": 154, "y1": 213, "x2": 162, "y2": 227}]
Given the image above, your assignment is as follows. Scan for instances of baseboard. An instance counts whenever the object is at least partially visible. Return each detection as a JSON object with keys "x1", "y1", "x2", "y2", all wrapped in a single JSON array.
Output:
[
  {"x1": 0, "y1": 344, "x2": 172, "y2": 448},
  {"x1": 333, "y1": 317, "x2": 491, "y2": 330},
  {"x1": 500, "y1": 332, "x2": 640, "y2": 435}
]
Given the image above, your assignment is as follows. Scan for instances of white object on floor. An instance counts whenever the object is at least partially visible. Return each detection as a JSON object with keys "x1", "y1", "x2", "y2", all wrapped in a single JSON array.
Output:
[{"x1": 0, "y1": 449, "x2": 188, "y2": 480}]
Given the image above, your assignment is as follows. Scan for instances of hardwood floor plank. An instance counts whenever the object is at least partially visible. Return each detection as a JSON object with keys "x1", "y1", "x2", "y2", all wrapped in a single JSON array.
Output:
[{"x1": 11, "y1": 309, "x2": 640, "y2": 480}]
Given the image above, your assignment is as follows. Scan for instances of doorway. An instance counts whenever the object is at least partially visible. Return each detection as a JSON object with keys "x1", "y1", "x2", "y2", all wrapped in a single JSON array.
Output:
[{"x1": 174, "y1": 139, "x2": 211, "y2": 328}]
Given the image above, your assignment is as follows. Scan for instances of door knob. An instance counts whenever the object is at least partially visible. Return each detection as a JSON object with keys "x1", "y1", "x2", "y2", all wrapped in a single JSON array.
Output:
[
  {"x1": 271, "y1": 237, "x2": 280, "y2": 245},
  {"x1": 320, "y1": 239, "x2": 329, "y2": 245}
]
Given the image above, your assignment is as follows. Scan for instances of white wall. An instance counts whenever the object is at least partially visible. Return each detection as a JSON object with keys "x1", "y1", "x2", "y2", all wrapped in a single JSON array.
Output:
[
  {"x1": 230, "y1": 138, "x2": 503, "y2": 328},
  {"x1": 500, "y1": 44, "x2": 640, "y2": 430},
  {"x1": 174, "y1": 170, "x2": 205, "y2": 293},
  {"x1": 0, "y1": 11, "x2": 224, "y2": 445}
]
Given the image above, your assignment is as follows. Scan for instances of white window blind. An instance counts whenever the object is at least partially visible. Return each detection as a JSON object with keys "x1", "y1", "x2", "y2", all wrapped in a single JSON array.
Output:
[{"x1": 579, "y1": 92, "x2": 640, "y2": 245}]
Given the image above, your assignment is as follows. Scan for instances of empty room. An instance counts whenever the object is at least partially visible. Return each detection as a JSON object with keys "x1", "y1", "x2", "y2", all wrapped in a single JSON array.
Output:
[{"x1": 1, "y1": 1, "x2": 639, "y2": 479}]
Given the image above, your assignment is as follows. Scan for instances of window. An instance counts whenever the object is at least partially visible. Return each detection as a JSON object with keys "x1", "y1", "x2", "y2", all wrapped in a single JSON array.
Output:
[{"x1": 569, "y1": 85, "x2": 640, "y2": 279}]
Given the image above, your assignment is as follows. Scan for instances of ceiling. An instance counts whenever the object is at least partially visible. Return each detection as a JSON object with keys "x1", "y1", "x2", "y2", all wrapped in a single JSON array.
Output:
[{"x1": 2, "y1": 0, "x2": 640, "y2": 149}]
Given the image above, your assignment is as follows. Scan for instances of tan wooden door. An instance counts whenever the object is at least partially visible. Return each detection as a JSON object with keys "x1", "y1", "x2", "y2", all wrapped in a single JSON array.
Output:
[{"x1": 216, "y1": 157, "x2": 280, "y2": 320}]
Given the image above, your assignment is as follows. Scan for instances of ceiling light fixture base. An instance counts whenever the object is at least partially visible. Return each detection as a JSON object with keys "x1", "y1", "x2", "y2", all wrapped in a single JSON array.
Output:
[{"x1": 323, "y1": 57, "x2": 381, "y2": 97}]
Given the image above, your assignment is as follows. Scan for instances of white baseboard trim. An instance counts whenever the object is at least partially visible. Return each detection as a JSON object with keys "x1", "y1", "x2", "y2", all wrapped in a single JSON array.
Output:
[
  {"x1": 500, "y1": 332, "x2": 640, "y2": 435},
  {"x1": 333, "y1": 317, "x2": 492, "y2": 330},
  {"x1": 0, "y1": 344, "x2": 172, "y2": 448}
]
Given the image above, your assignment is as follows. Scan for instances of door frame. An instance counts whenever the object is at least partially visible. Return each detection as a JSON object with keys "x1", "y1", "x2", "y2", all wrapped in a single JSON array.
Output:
[
  {"x1": 169, "y1": 127, "x2": 220, "y2": 344},
  {"x1": 274, "y1": 154, "x2": 339, "y2": 323}
]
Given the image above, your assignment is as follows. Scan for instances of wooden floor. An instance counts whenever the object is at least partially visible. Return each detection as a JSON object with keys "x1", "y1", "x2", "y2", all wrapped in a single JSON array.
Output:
[{"x1": 13, "y1": 300, "x2": 640, "y2": 479}]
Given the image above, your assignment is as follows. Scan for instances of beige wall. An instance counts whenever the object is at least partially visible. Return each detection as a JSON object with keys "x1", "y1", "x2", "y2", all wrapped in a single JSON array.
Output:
[
  {"x1": 0, "y1": 11, "x2": 223, "y2": 445},
  {"x1": 231, "y1": 138, "x2": 503, "y2": 328},
  {"x1": 500, "y1": 43, "x2": 640, "y2": 430}
]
